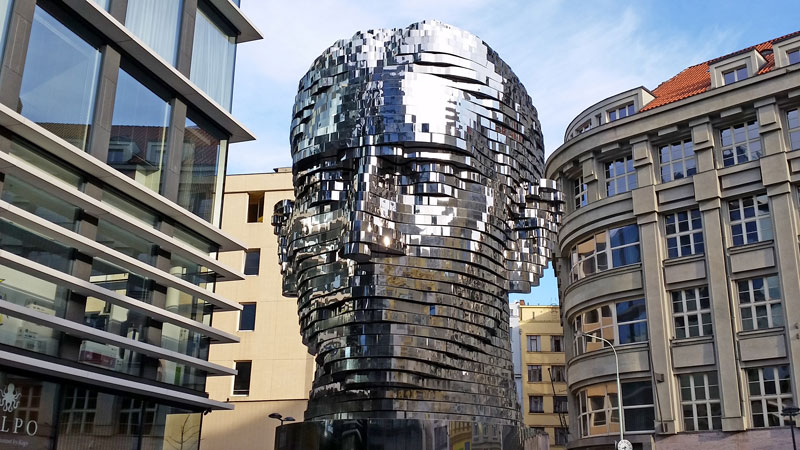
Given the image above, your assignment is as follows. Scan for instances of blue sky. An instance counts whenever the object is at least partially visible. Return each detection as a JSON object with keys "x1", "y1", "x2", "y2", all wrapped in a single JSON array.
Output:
[{"x1": 229, "y1": 0, "x2": 800, "y2": 305}]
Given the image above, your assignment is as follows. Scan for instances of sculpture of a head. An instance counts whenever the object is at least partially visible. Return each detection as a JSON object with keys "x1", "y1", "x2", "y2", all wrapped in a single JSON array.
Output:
[{"x1": 273, "y1": 20, "x2": 562, "y2": 424}]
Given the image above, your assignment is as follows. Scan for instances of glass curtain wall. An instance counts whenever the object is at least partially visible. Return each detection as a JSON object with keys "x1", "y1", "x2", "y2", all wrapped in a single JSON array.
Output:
[
  {"x1": 178, "y1": 116, "x2": 227, "y2": 224},
  {"x1": 108, "y1": 68, "x2": 171, "y2": 193},
  {"x1": 190, "y1": 4, "x2": 236, "y2": 110},
  {"x1": 124, "y1": 0, "x2": 183, "y2": 66},
  {"x1": 19, "y1": 6, "x2": 101, "y2": 151}
]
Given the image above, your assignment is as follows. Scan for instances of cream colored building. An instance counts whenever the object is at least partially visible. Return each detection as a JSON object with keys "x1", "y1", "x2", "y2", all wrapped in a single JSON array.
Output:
[
  {"x1": 201, "y1": 170, "x2": 315, "y2": 450},
  {"x1": 519, "y1": 304, "x2": 568, "y2": 449},
  {"x1": 546, "y1": 31, "x2": 800, "y2": 449}
]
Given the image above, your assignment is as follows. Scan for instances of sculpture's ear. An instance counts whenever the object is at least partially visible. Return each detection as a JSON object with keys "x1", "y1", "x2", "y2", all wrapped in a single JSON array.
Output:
[
  {"x1": 272, "y1": 199, "x2": 298, "y2": 297},
  {"x1": 507, "y1": 179, "x2": 564, "y2": 294},
  {"x1": 341, "y1": 157, "x2": 405, "y2": 262}
]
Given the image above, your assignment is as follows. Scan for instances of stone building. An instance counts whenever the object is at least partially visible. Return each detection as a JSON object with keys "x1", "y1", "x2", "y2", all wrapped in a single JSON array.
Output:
[{"x1": 546, "y1": 31, "x2": 800, "y2": 449}]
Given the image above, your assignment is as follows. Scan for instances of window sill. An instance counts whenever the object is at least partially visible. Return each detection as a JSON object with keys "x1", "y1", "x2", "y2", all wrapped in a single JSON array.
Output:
[
  {"x1": 727, "y1": 239, "x2": 773, "y2": 255},
  {"x1": 656, "y1": 175, "x2": 695, "y2": 190},
  {"x1": 716, "y1": 158, "x2": 761, "y2": 175},
  {"x1": 737, "y1": 326, "x2": 785, "y2": 339},
  {"x1": 670, "y1": 335, "x2": 714, "y2": 347},
  {"x1": 568, "y1": 341, "x2": 649, "y2": 366},
  {"x1": 565, "y1": 263, "x2": 643, "y2": 295},
  {"x1": 663, "y1": 253, "x2": 705, "y2": 266}
]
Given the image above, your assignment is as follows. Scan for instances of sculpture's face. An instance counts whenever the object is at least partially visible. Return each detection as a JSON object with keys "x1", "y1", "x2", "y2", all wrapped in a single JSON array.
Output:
[{"x1": 273, "y1": 21, "x2": 561, "y2": 424}]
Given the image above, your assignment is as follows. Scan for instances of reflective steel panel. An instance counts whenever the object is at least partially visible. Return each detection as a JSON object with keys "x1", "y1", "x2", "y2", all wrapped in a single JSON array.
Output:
[{"x1": 274, "y1": 20, "x2": 563, "y2": 425}]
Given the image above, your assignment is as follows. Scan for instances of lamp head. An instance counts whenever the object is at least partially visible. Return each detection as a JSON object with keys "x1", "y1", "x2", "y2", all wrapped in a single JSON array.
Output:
[
  {"x1": 285, "y1": 417, "x2": 296, "y2": 422},
  {"x1": 268, "y1": 413, "x2": 283, "y2": 420}
]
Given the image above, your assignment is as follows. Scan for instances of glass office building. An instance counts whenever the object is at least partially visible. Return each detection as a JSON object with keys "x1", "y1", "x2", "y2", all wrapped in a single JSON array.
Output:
[{"x1": 0, "y1": 1, "x2": 260, "y2": 449}]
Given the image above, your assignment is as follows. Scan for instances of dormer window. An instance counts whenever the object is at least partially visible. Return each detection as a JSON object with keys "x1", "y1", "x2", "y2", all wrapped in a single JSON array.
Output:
[
  {"x1": 609, "y1": 103, "x2": 635, "y2": 122},
  {"x1": 789, "y1": 49, "x2": 800, "y2": 65},
  {"x1": 709, "y1": 49, "x2": 765, "y2": 88},
  {"x1": 722, "y1": 66, "x2": 747, "y2": 85}
]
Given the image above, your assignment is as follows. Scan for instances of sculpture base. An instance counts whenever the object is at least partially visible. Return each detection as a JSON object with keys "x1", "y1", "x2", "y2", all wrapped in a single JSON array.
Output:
[{"x1": 275, "y1": 419, "x2": 547, "y2": 450}]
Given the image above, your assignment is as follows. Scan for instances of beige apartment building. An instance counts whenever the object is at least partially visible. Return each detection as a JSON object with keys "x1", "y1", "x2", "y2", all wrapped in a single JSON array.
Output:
[
  {"x1": 519, "y1": 304, "x2": 568, "y2": 449},
  {"x1": 201, "y1": 171, "x2": 315, "y2": 450},
  {"x1": 546, "y1": 31, "x2": 800, "y2": 449}
]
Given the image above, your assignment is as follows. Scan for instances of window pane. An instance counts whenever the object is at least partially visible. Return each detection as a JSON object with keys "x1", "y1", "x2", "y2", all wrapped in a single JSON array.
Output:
[
  {"x1": 2, "y1": 175, "x2": 80, "y2": 231},
  {"x1": 239, "y1": 304, "x2": 256, "y2": 331},
  {"x1": 178, "y1": 116, "x2": 228, "y2": 223},
  {"x1": 244, "y1": 250, "x2": 260, "y2": 275},
  {"x1": 125, "y1": 0, "x2": 183, "y2": 65},
  {"x1": 233, "y1": 361, "x2": 252, "y2": 395},
  {"x1": 108, "y1": 68, "x2": 171, "y2": 193},
  {"x1": 19, "y1": 6, "x2": 101, "y2": 151},
  {"x1": 191, "y1": 6, "x2": 237, "y2": 110}
]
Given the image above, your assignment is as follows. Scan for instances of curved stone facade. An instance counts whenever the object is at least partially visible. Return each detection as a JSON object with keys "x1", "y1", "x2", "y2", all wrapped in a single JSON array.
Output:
[
  {"x1": 273, "y1": 20, "x2": 563, "y2": 425},
  {"x1": 546, "y1": 31, "x2": 800, "y2": 450}
]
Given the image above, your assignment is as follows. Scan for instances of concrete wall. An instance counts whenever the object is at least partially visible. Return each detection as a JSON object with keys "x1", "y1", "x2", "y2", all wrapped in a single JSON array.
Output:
[{"x1": 202, "y1": 171, "x2": 316, "y2": 450}]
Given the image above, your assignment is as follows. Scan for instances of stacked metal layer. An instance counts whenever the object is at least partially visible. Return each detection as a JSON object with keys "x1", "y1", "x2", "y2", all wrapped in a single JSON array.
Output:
[{"x1": 273, "y1": 20, "x2": 563, "y2": 425}]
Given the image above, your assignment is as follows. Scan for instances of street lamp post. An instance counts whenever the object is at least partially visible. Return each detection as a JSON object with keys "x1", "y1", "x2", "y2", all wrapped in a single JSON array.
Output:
[
  {"x1": 577, "y1": 331, "x2": 630, "y2": 450},
  {"x1": 782, "y1": 406, "x2": 800, "y2": 450},
  {"x1": 268, "y1": 412, "x2": 296, "y2": 427}
]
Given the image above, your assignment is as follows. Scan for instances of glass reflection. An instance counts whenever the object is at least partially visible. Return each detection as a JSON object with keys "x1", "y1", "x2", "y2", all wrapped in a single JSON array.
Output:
[
  {"x1": 96, "y1": 219, "x2": 155, "y2": 265},
  {"x1": 191, "y1": 5, "x2": 236, "y2": 110},
  {"x1": 108, "y1": 69, "x2": 171, "y2": 193},
  {"x1": 81, "y1": 297, "x2": 147, "y2": 376},
  {"x1": 19, "y1": 6, "x2": 101, "y2": 151},
  {"x1": 8, "y1": 139, "x2": 84, "y2": 188},
  {"x1": 178, "y1": 116, "x2": 227, "y2": 223},
  {"x1": 0, "y1": 264, "x2": 67, "y2": 356},
  {"x1": 1, "y1": 175, "x2": 81, "y2": 231},
  {"x1": 125, "y1": 0, "x2": 183, "y2": 66},
  {"x1": 0, "y1": 218, "x2": 74, "y2": 273}
]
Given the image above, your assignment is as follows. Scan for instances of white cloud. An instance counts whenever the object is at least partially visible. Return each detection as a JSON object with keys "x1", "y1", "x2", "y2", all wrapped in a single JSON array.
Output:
[{"x1": 231, "y1": 0, "x2": 739, "y2": 169}]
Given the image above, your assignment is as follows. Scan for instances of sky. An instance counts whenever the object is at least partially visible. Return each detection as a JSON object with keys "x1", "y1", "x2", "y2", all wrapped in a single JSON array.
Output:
[{"x1": 227, "y1": 0, "x2": 800, "y2": 305}]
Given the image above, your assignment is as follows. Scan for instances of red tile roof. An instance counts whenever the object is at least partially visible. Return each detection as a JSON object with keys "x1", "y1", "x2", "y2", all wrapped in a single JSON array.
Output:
[{"x1": 640, "y1": 30, "x2": 800, "y2": 112}]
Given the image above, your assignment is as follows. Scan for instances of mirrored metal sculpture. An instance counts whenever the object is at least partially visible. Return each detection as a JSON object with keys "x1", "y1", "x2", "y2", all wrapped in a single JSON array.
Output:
[{"x1": 273, "y1": 20, "x2": 562, "y2": 448}]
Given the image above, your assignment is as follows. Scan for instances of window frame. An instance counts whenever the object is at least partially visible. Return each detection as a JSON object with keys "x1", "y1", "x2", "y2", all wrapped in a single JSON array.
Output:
[
  {"x1": 238, "y1": 303, "x2": 256, "y2": 331},
  {"x1": 608, "y1": 103, "x2": 635, "y2": 122},
  {"x1": 554, "y1": 395, "x2": 568, "y2": 414},
  {"x1": 737, "y1": 275, "x2": 783, "y2": 331},
  {"x1": 550, "y1": 335, "x2": 564, "y2": 352},
  {"x1": 604, "y1": 155, "x2": 637, "y2": 197},
  {"x1": 728, "y1": 194, "x2": 772, "y2": 246},
  {"x1": 247, "y1": 191, "x2": 265, "y2": 223},
  {"x1": 722, "y1": 66, "x2": 748, "y2": 85},
  {"x1": 573, "y1": 298, "x2": 648, "y2": 356},
  {"x1": 664, "y1": 208, "x2": 704, "y2": 258},
  {"x1": 527, "y1": 364, "x2": 542, "y2": 383},
  {"x1": 747, "y1": 365, "x2": 793, "y2": 428},
  {"x1": 243, "y1": 249, "x2": 260, "y2": 275},
  {"x1": 719, "y1": 120, "x2": 762, "y2": 167},
  {"x1": 527, "y1": 335, "x2": 541, "y2": 352},
  {"x1": 570, "y1": 224, "x2": 641, "y2": 282},
  {"x1": 679, "y1": 372, "x2": 721, "y2": 431},
  {"x1": 789, "y1": 48, "x2": 800, "y2": 65},
  {"x1": 232, "y1": 360, "x2": 252, "y2": 396},
  {"x1": 551, "y1": 365, "x2": 567, "y2": 383},
  {"x1": 573, "y1": 176, "x2": 588, "y2": 210},
  {"x1": 658, "y1": 139, "x2": 696, "y2": 182},
  {"x1": 578, "y1": 380, "x2": 655, "y2": 437},
  {"x1": 671, "y1": 286, "x2": 712, "y2": 339},
  {"x1": 529, "y1": 395, "x2": 544, "y2": 414},
  {"x1": 786, "y1": 107, "x2": 800, "y2": 151}
]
